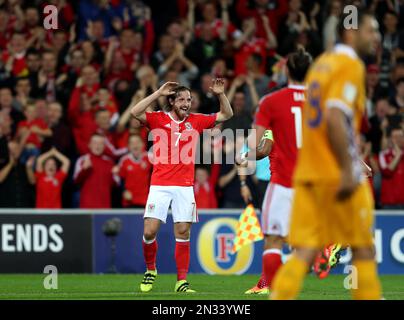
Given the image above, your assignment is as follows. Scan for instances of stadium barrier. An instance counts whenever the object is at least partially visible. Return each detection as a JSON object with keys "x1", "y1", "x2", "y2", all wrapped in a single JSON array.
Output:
[{"x1": 0, "y1": 209, "x2": 403, "y2": 274}]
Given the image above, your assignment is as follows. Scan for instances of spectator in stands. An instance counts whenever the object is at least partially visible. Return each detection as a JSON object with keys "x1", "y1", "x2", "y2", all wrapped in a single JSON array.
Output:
[
  {"x1": 157, "y1": 42, "x2": 199, "y2": 88},
  {"x1": 189, "y1": 0, "x2": 238, "y2": 42},
  {"x1": 42, "y1": 102, "x2": 73, "y2": 155},
  {"x1": 26, "y1": 147, "x2": 70, "y2": 209},
  {"x1": 74, "y1": 134, "x2": 116, "y2": 209},
  {"x1": 1, "y1": 32, "x2": 29, "y2": 78},
  {"x1": 16, "y1": 104, "x2": 52, "y2": 163},
  {"x1": 36, "y1": 50, "x2": 65, "y2": 102},
  {"x1": 26, "y1": 49, "x2": 41, "y2": 90},
  {"x1": 244, "y1": 53, "x2": 269, "y2": 109},
  {"x1": 186, "y1": 23, "x2": 224, "y2": 75},
  {"x1": 233, "y1": 18, "x2": 272, "y2": 76},
  {"x1": 379, "y1": 126, "x2": 404, "y2": 209},
  {"x1": 198, "y1": 73, "x2": 219, "y2": 114},
  {"x1": 78, "y1": 0, "x2": 132, "y2": 40},
  {"x1": 368, "y1": 97, "x2": 391, "y2": 154},
  {"x1": 323, "y1": 0, "x2": 342, "y2": 50},
  {"x1": 166, "y1": 18, "x2": 192, "y2": 47},
  {"x1": 92, "y1": 88, "x2": 119, "y2": 126},
  {"x1": 0, "y1": 88, "x2": 23, "y2": 136},
  {"x1": 194, "y1": 166, "x2": 218, "y2": 209},
  {"x1": 381, "y1": 10, "x2": 404, "y2": 63},
  {"x1": 94, "y1": 109, "x2": 126, "y2": 158},
  {"x1": 116, "y1": 89, "x2": 149, "y2": 149},
  {"x1": 81, "y1": 40, "x2": 104, "y2": 69},
  {"x1": 151, "y1": 34, "x2": 176, "y2": 72},
  {"x1": 113, "y1": 134, "x2": 151, "y2": 208},
  {"x1": 14, "y1": 76, "x2": 34, "y2": 112},
  {"x1": 390, "y1": 77, "x2": 404, "y2": 112},
  {"x1": 0, "y1": 139, "x2": 34, "y2": 208},
  {"x1": 366, "y1": 64, "x2": 386, "y2": 117},
  {"x1": 218, "y1": 136, "x2": 255, "y2": 208},
  {"x1": 224, "y1": 86, "x2": 253, "y2": 133},
  {"x1": 236, "y1": 0, "x2": 288, "y2": 39},
  {"x1": 68, "y1": 64, "x2": 100, "y2": 154}
]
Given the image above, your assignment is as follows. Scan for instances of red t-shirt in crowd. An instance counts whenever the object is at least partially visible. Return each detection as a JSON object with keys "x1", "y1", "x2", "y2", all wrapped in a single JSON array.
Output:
[
  {"x1": 379, "y1": 148, "x2": 404, "y2": 205},
  {"x1": 118, "y1": 152, "x2": 152, "y2": 207},
  {"x1": 1, "y1": 51, "x2": 28, "y2": 77},
  {"x1": 68, "y1": 85, "x2": 100, "y2": 154},
  {"x1": 73, "y1": 153, "x2": 116, "y2": 208},
  {"x1": 35, "y1": 171, "x2": 67, "y2": 209},
  {"x1": 115, "y1": 127, "x2": 149, "y2": 150},
  {"x1": 254, "y1": 84, "x2": 306, "y2": 188},
  {"x1": 234, "y1": 37, "x2": 267, "y2": 76},
  {"x1": 17, "y1": 118, "x2": 49, "y2": 148},
  {"x1": 194, "y1": 182, "x2": 217, "y2": 209},
  {"x1": 144, "y1": 111, "x2": 217, "y2": 186},
  {"x1": 195, "y1": 19, "x2": 238, "y2": 40}
]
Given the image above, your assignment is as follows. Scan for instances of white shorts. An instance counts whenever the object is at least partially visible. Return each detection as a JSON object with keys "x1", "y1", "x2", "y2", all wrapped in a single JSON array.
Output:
[
  {"x1": 144, "y1": 186, "x2": 198, "y2": 223},
  {"x1": 261, "y1": 183, "x2": 294, "y2": 237}
]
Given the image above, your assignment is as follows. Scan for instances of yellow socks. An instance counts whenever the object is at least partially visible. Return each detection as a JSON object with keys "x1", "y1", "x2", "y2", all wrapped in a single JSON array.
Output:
[
  {"x1": 352, "y1": 260, "x2": 381, "y2": 300},
  {"x1": 270, "y1": 255, "x2": 309, "y2": 300}
]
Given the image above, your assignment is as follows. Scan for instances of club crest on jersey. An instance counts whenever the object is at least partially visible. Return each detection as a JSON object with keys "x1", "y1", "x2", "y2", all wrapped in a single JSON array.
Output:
[{"x1": 185, "y1": 122, "x2": 192, "y2": 130}]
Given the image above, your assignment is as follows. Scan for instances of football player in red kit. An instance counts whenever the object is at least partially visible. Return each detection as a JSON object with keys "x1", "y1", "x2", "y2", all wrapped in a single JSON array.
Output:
[
  {"x1": 239, "y1": 49, "x2": 313, "y2": 294},
  {"x1": 130, "y1": 79, "x2": 233, "y2": 293}
]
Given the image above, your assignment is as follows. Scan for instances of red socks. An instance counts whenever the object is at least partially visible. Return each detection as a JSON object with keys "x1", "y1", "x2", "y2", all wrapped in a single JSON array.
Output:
[
  {"x1": 257, "y1": 273, "x2": 269, "y2": 288},
  {"x1": 263, "y1": 249, "x2": 283, "y2": 288},
  {"x1": 143, "y1": 237, "x2": 190, "y2": 280},
  {"x1": 142, "y1": 237, "x2": 158, "y2": 271},
  {"x1": 175, "y1": 239, "x2": 190, "y2": 281}
]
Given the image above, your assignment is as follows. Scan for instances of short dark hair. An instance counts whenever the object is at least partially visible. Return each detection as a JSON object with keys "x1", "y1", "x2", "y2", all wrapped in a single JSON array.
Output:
[
  {"x1": 384, "y1": 9, "x2": 398, "y2": 19},
  {"x1": 395, "y1": 77, "x2": 404, "y2": 86},
  {"x1": 388, "y1": 125, "x2": 404, "y2": 137},
  {"x1": 286, "y1": 47, "x2": 312, "y2": 82},
  {"x1": 336, "y1": 8, "x2": 372, "y2": 41}
]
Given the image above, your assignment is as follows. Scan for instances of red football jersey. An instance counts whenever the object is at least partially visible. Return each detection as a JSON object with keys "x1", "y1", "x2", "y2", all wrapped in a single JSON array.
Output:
[
  {"x1": 145, "y1": 111, "x2": 217, "y2": 186},
  {"x1": 118, "y1": 152, "x2": 152, "y2": 206},
  {"x1": 35, "y1": 171, "x2": 67, "y2": 209},
  {"x1": 379, "y1": 148, "x2": 404, "y2": 205},
  {"x1": 254, "y1": 84, "x2": 306, "y2": 188},
  {"x1": 234, "y1": 37, "x2": 267, "y2": 76},
  {"x1": 18, "y1": 119, "x2": 49, "y2": 148}
]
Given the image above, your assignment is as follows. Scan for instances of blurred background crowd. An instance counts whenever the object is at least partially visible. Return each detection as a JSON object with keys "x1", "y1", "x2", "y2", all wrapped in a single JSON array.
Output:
[{"x1": 0, "y1": 0, "x2": 403, "y2": 210}]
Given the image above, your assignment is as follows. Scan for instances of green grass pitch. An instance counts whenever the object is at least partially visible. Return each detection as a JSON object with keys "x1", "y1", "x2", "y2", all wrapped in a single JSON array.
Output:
[{"x1": 0, "y1": 274, "x2": 403, "y2": 300}]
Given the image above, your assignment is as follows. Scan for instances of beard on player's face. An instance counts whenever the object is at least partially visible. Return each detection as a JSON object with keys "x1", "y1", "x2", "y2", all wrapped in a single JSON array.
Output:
[{"x1": 172, "y1": 102, "x2": 191, "y2": 120}]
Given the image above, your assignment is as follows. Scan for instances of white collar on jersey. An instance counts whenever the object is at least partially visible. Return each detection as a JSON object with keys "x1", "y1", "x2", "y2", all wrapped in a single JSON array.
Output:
[
  {"x1": 333, "y1": 43, "x2": 358, "y2": 59},
  {"x1": 288, "y1": 84, "x2": 306, "y2": 90},
  {"x1": 165, "y1": 111, "x2": 188, "y2": 124}
]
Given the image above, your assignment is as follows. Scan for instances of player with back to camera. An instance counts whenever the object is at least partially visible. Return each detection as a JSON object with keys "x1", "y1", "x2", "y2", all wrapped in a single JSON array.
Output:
[
  {"x1": 238, "y1": 48, "x2": 325, "y2": 294},
  {"x1": 270, "y1": 9, "x2": 381, "y2": 300},
  {"x1": 130, "y1": 79, "x2": 233, "y2": 293}
]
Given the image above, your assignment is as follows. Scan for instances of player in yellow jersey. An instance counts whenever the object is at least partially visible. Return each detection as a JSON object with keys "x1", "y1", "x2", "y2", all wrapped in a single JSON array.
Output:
[{"x1": 270, "y1": 9, "x2": 382, "y2": 300}]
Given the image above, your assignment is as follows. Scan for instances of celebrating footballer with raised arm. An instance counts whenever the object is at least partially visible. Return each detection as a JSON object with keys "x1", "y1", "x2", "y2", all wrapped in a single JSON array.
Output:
[{"x1": 130, "y1": 79, "x2": 233, "y2": 293}]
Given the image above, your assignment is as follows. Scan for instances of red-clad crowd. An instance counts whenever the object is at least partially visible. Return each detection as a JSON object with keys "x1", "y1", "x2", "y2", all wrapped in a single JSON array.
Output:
[{"x1": 0, "y1": 0, "x2": 403, "y2": 210}]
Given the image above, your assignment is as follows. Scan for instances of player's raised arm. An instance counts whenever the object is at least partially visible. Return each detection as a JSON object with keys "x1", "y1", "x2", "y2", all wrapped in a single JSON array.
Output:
[
  {"x1": 211, "y1": 78, "x2": 233, "y2": 123},
  {"x1": 130, "y1": 81, "x2": 178, "y2": 123}
]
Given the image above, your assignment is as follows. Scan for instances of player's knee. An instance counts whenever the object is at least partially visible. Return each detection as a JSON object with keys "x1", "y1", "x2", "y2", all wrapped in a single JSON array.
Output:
[
  {"x1": 175, "y1": 226, "x2": 190, "y2": 240},
  {"x1": 143, "y1": 229, "x2": 157, "y2": 241},
  {"x1": 265, "y1": 235, "x2": 284, "y2": 249}
]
